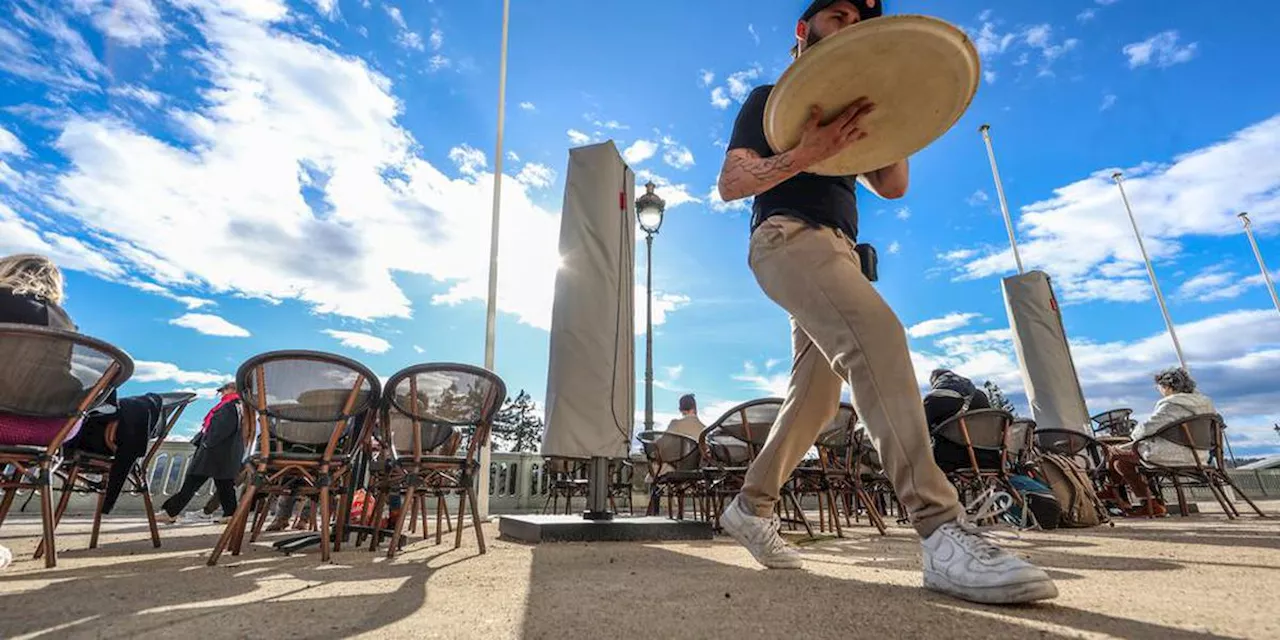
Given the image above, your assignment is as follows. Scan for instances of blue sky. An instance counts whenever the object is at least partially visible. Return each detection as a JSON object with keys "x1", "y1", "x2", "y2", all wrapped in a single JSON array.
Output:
[{"x1": 2, "y1": 0, "x2": 1279, "y2": 455}]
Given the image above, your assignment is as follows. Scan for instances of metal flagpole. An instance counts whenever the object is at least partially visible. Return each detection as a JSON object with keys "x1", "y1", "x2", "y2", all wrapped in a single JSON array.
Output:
[
  {"x1": 980, "y1": 124, "x2": 1025, "y2": 275},
  {"x1": 1238, "y1": 212, "x2": 1280, "y2": 315},
  {"x1": 1112, "y1": 172, "x2": 1189, "y2": 371},
  {"x1": 478, "y1": 0, "x2": 511, "y2": 520}
]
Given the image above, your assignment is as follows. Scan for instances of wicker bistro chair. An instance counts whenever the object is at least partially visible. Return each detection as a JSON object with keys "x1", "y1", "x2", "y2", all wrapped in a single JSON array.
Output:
[
  {"x1": 1134, "y1": 414, "x2": 1266, "y2": 519},
  {"x1": 39, "y1": 392, "x2": 196, "y2": 559},
  {"x1": 709, "y1": 398, "x2": 814, "y2": 536},
  {"x1": 0, "y1": 324, "x2": 133, "y2": 568},
  {"x1": 541, "y1": 457, "x2": 589, "y2": 515},
  {"x1": 930, "y1": 409, "x2": 1022, "y2": 524},
  {"x1": 637, "y1": 430, "x2": 704, "y2": 520},
  {"x1": 1092, "y1": 409, "x2": 1137, "y2": 438},
  {"x1": 848, "y1": 425, "x2": 894, "y2": 532},
  {"x1": 366, "y1": 363, "x2": 506, "y2": 558},
  {"x1": 790, "y1": 404, "x2": 858, "y2": 537},
  {"x1": 609, "y1": 459, "x2": 636, "y2": 516},
  {"x1": 1006, "y1": 419, "x2": 1037, "y2": 474},
  {"x1": 697, "y1": 422, "x2": 752, "y2": 529},
  {"x1": 208, "y1": 351, "x2": 381, "y2": 565}
]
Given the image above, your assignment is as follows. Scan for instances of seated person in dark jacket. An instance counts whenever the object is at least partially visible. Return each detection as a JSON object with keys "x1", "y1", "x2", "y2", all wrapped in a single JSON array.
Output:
[
  {"x1": 923, "y1": 369, "x2": 997, "y2": 472},
  {"x1": 0, "y1": 254, "x2": 76, "y2": 331}
]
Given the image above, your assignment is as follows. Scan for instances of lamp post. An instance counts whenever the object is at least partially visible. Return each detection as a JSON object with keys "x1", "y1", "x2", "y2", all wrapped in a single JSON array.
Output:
[
  {"x1": 1238, "y1": 213, "x2": 1280, "y2": 315},
  {"x1": 636, "y1": 181, "x2": 666, "y2": 434},
  {"x1": 1112, "y1": 172, "x2": 1188, "y2": 372}
]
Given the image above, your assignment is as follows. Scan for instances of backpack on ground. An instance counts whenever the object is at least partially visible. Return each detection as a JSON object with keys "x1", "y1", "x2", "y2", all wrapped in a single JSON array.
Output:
[
  {"x1": 1037, "y1": 452, "x2": 1109, "y2": 528},
  {"x1": 1004, "y1": 474, "x2": 1061, "y2": 530}
]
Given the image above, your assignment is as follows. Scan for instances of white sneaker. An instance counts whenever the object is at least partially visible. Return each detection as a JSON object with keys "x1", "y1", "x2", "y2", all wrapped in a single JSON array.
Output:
[
  {"x1": 922, "y1": 520, "x2": 1058, "y2": 605},
  {"x1": 719, "y1": 495, "x2": 803, "y2": 569},
  {"x1": 0, "y1": 544, "x2": 12, "y2": 569}
]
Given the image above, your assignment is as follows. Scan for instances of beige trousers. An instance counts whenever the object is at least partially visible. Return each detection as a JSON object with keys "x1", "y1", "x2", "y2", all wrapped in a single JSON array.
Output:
[{"x1": 741, "y1": 216, "x2": 963, "y2": 537}]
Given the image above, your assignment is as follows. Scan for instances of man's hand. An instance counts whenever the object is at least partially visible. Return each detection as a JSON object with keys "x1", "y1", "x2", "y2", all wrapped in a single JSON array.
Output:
[{"x1": 792, "y1": 98, "x2": 876, "y2": 167}]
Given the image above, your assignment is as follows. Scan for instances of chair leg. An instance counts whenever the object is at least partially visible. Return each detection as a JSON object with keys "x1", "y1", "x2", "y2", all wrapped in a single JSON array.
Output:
[
  {"x1": 334, "y1": 490, "x2": 351, "y2": 552},
  {"x1": 250, "y1": 497, "x2": 271, "y2": 543},
  {"x1": 208, "y1": 484, "x2": 257, "y2": 566},
  {"x1": 139, "y1": 487, "x2": 160, "y2": 549},
  {"x1": 442, "y1": 495, "x2": 453, "y2": 532},
  {"x1": 1170, "y1": 475, "x2": 1190, "y2": 517},
  {"x1": 367, "y1": 490, "x2": 389, "y2": 552},
  {"x1": 826, "y1": 486, "x2": 844, "y2": 538},
  {"x1": 420, "y1": 495, "x2": 430, "y2": 540},
  {"x1": 91, "y1": 490, "x2": 108, "y2": 549},
  {"x1": 0, "y1": 485, "x2": 17, "y2": 528},
  {"x1": 318, "y1": 484, "x2": 332, "y2": 563},
  {"x1": 454, "y1": 489, "x2": 468, "y2": 550},
  {"x1": 466, "y1": 486, "x2": 487, "y2": 554},
  {"x1": 36, "y1": 463, "x2": 80, "y2": 560},
  {"x1": 407, "y1": 493, "x2": 419, "y2": 534},
  {"x1": 436, "y1": 494, "x2": 445, "y2": 545},
  {"x1": 38, "y1": 469, "x2": 57, "y2": 568},
  {"x1": 387, "y1": 485, "x2": 415, "y2": 559},
  {"x1": 1222, "y1": 475, "x2": 1267, "y2": 517},
  {"x1": 1203, "y1": 475, "x2": 1237, "y2": 519}
]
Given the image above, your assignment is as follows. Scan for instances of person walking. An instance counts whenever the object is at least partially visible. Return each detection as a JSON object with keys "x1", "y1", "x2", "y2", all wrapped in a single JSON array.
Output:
[{"x1": 160, "y1": 382, "x2": 244, "y2": 524}]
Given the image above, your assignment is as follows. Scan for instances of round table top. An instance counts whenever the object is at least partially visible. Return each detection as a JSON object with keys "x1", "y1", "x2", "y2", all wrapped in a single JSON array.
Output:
[{"x1": 764, "y1": 14, "x2": 981, "y2": 177}]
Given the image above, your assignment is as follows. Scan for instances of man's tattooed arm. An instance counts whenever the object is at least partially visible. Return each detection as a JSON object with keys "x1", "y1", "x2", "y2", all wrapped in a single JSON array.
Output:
[{"x1": 717, "y1": 148, "x2": 807, "y2": 202}]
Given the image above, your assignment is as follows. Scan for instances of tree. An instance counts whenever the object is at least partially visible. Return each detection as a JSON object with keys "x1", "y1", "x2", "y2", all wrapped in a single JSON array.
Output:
[
  {"x1": 491, "y1": 390, "x2": 545, "y2": 453},
  {"x1": 983, "y1": 381, "x2": 1018, "y2": 416}
]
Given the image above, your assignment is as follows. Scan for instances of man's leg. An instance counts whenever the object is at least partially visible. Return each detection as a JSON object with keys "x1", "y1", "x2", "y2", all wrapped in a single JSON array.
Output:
[
  {"x1": 743, "y1": 216, "x2": 1056, "y2": 603},
  {"x1": 720, "y1": 319, "x2": 842, "y2": 569},
  {"x1": 742, "y1": 319, "x2": 844, "y2": 517},
  {"x1": 212, "y1": 479, "x2": 239, "y2": 518},
  {"x1": 748, "y1": 217, "x2": 961, "y2": 536}
]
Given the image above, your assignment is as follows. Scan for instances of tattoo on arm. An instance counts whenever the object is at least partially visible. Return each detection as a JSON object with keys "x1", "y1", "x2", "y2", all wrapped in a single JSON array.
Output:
[{"x1": 718, "y1": 150, "x2": 804, "y2": 201}]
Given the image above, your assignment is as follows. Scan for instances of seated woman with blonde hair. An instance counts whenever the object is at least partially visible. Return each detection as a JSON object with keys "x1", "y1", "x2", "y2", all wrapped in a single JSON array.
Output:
[
  {"x1": 0, "y1": 253, "x2": 75, "y2": 330},
  {"x1": 1103, "y1": 368, "x2": 1215, "y2": 517}
]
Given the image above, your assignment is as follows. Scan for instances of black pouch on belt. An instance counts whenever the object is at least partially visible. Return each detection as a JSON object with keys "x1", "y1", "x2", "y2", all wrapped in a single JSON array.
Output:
[{"x1": 854, "y1": 243, "x2": 878, "y2": 282}]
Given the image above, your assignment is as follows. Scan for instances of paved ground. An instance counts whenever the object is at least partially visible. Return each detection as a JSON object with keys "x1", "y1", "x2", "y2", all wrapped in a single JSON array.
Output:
[{"x1": 1, "y1": 502, "x2": 1277, "y2": 639}]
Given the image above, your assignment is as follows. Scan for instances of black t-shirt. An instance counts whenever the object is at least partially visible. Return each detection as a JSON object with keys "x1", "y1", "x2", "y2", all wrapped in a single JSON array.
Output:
[{"x1": 727, "y1": 84, "x2": 860, "y2": 241}]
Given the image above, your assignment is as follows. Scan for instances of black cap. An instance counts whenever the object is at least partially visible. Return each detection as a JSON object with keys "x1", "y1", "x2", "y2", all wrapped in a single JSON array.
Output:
[{"x1": 800, "y1": 0, "x2": 883, "y2": 21}]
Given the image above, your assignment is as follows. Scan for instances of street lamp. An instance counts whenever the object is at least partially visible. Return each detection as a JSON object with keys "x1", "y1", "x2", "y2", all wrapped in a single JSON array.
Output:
[{"x1": 636, "y1": 181, "x2": 666, "y2": 434}]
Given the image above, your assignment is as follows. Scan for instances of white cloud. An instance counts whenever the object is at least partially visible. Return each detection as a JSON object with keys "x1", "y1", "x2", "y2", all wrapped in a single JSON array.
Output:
[
  {"x1": 567, "y1": 129, "x2": 591, "y2": 145},
  {"x1": 8, "y1": 0, "x2": 575, "y2": 333},
  {"x1": 747, "y1": 24, "x2": 759, "y2": 45},
  {"x1": 942, "y1": 114, "x2": 1280, "y2": 304},
  {"x1": 1177, "y1": 264, "x2": 1280, "y2": 302},
  {"x1": 307, "y1": 0, "x2": 339, "y2": 18},
  {"x1": 707, "y1": 181, "x2": 749, "y2": 214},
  {"x1": 636, "y1": 288, "x2": 690, "y2": 335},
  {"x1": 169, "y1": 312, "x2": 251, "y2": 337},
  {"x1": 622, "y1": 139, "x2": 658, "y2": 165},
  {"x1": 384, "y1": 5, "x2": 425, "y2": 51},
  {"x1": 427, "y1": 54, "x2": 450, "y2": 72},
  {"x1": 733, "y1": 360, "x2": 789, "y2": 397},
  {"x1": 413, "y1": 344, "x2": 424, "y2": 354},
  {"x1": 1124, "y1": 30, "x2": 1198, "y2": 68},
  {"x1": 506, "y1": 151, "x2": 520, "y2": 162},
  {"x1": 323, "y1": 329, "x2": 392, "y2": 354},
  {"x1": 1077, "y1": 9, "x2": 1097, "y2": 22},
  {"x1": 428, "y1": 27, "x2": 443, "y2": 51},
  {"x1": 108, "y1": 84, "x2": 164, "y2": 107},
  {"x1": 888, "y1": 241, "x2": 901, "y2": 255},
  {"x1": 895, "y1": 207, "x2": 911, "y2": 220},
  {"x1": 908, "y1": 312, "x2": 983, "y2": 338},
  {"x1": 515, "y1": 162, "x2": 556, "y2": 190},
  {"x1": 709, "y1": 66, "x2": 761, "y2": 110},
  {"x1": 660, "y1": 136, "x2": 695, "y2": 170},
  {"x1": 593, "y1": 120, "x2": 628, "y2": 131},
  {"x1": 970, "y1": 18, "x2": 1078, "y2": 79},
  {"x1": 0, "y1": 3, "x2": 107, "y2": 90},
  {"x1": 635, "y1": 170, "x2": 700, "y2": 209},
  {"x1": 698, "y1": 69, "x2": 715, "y2": 87},
  {"x1": 1100, "y1": 94, "x2": 1118, "y2": 111},
  {"x1": 0, "y1": 125, "x2": 26, "y2": 156},
  {"x1": 710, "y1": 87, "x2": 731, "y2": 110},
  {"x1": 133, "y1": 360, "x2": 229, "y2": 386},
  {"x1": 1096, "y1": 0, "x2": 1120, "y2": 5},
  {"x1": 983, "y1": 70, "x2": 997, "y2": 85},
  {"x1": 967, "y1": 189, "x2": 990, "y2": 206},
  {"x1": 72, "y1": 0, "x2": 166, "y2": 46},
  {"x1": 519, "y1": 101, "x2": 536, "y2": 111},
  {"x1": 448, "y1": 144, "x2": 487, "y2": 177}
]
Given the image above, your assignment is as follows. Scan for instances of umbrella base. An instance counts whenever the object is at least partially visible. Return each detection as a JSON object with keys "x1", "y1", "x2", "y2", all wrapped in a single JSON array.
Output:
[{"x1": 497, "y1": 515, "x2": 712, "y2": 543}]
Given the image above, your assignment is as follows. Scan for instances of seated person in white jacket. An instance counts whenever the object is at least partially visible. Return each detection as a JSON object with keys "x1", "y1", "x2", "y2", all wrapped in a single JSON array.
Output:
[{"x1": 1104, "y1": 368, "x2": 1215, "y2": 516}]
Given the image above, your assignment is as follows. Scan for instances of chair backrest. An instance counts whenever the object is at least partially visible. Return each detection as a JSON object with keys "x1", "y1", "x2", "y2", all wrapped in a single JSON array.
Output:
[
  {"x1": 851, "y1": 424, "x2": 883, "y2": 475},
  {"x1": 140, "y1": 391, "x2": 198, "y2": 469},
  {"x1": 1142, "y1": 413, "x2": 1222, "y2": 462},
  {"x1": 1006, "y1": 419, "x2": 1036, "y2": 461},
  {"x1": 816, "y1": 403, "x2": 857, "y2": 451},
  {"x1": 380, "y1": 363, "x2": 507, "y2": 465},
  {"x1": 933, "y1": 409, "x2": 1015, "y2": 450},
  {"x1": 1091, "y1": 408, "x2": 1134, "y2": 436},
  {"x1": 0, "y1": 324, "x2": 133, "y2": 448},
  {"x1": 1035, "y1": 428, "x2": 1094, "y2": 458},
  {"x1": 236, "y1": 350, "x2": 381, "y2": 460},
  {"x1": 710, "y1": 398, "x2": 782, "y2": 449},
  {"x1": 698, "y1": 424, "x2": 751, "y2": 467},
  {"x1": 637, "y1": 430, "x2": 701, "y2": 472}
]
